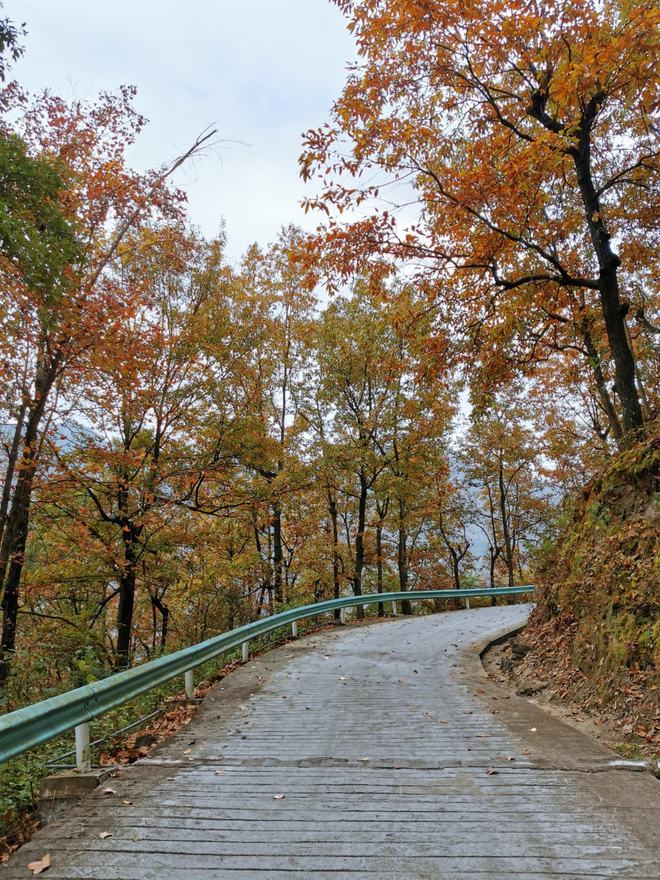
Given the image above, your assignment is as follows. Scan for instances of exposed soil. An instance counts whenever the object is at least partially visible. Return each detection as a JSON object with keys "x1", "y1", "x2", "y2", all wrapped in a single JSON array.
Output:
[{"x1": 483, "y1": 624, "x2": 660, "y2": 763}]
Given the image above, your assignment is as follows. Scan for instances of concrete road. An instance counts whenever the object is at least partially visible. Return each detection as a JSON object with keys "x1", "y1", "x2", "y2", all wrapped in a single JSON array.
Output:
[{"x1": 5, "y1": 605, "x2": 660, "y2": 878}]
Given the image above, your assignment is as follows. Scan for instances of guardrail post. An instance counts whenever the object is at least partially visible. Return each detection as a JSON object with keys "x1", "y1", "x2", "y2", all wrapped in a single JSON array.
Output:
[
  {"x1": 339, "y1": 606, "x2": 346, "y2": 624},
  {"x1": 75, "y1": 722, "x2": 91, "y2": 773},
  {"x1": 464, "y1": 597, "x2": 471, "y2": 610},
  {"x1": 184, "y1": 669, "x2": 194, "y2": 700},
  {"x1": 391, "y1": 601, "x2": 397, "y2": 616},
  {"x1": 291, "y1": 621, "x2": 298, "y2": 638},
  {"x1": 242, "y1": 641, "x2": 249, "y2": 663}
]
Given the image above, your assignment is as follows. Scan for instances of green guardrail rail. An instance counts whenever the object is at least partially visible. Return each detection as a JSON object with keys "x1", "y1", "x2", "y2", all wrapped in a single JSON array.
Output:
[{"x1": 0, "y1": 586, "x2": 534, "y2": 768}]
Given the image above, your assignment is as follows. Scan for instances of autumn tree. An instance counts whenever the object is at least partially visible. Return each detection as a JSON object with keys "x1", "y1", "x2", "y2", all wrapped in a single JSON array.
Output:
[
  {"x1": 301, "y1": 0, "x2": 659, "y2": 441},
  {"x1": 300, "y1": 280, "x2": 453, "y2": 615},
  {"x1": 0, "y1": 84, "x2": 210, "y2": 683},
  {"x1": 309, "y1": 289, "x2": 396, "y2": 616},
  {"x1": 43, "y1": 226, "x2": 228, "y2": 665}
]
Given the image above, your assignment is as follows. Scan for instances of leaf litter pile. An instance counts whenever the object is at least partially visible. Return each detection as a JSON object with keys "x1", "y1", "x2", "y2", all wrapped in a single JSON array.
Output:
[{"x1": 486, "y1": 625, "x2": 659, "y2": 760}]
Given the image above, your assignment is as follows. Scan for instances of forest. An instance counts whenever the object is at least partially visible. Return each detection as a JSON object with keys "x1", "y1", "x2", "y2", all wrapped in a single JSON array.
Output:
[{"x1": 0, "y1": 0, "x2": 657, "y2": 844}]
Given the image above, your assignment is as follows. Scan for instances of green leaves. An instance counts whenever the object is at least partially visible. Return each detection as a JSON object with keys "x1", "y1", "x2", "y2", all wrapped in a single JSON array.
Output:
[{"x1": 0, "y1": 132, "x2": 80, "y2": 297}]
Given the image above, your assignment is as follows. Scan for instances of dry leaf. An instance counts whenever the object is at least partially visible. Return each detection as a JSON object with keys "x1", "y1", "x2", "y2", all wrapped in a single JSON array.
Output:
[
  {"x1": 102, "y1": 787, "x2": 116, "y2": 795},
  {"x1": 99, "y1": 832, "x2": 112, "y2": 840},
  {"x1": 27, "y1": 854, "x2": 51, "y2": 875},
  {"x1": 273, "y1": 794, "x2": 285, "y2": 800},
  {"x1": 485, "y1": 768, "x2": 498, "y2": 775},
  {"x1": 121, "y1": 799, "x2": 132, "y2": 805}
]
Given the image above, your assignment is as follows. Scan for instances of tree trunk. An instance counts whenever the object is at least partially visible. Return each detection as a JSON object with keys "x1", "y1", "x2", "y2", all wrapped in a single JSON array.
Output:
[
  {"x1": 272, "y1": 501, "x2": 283, "y2": 604},
  {"x1": 451, "y1": 550, "x2": 461, "y2": 591},
  {"x1": 0, "y1": 401, "x2": 26, "y2": 548},
  {"x1": 328, "y1": 491, "x2": 341, "y2": 621},
  {"x1": 397, "y1": 498, "x2": 412, "y2": 615},
  {"x1": 582, "y1": 320, "x2": 623, "y2": 443},
  {"x1": 572, "y1": 128, "x2": 644, "y2": 437},
  {"x1": 488, "y1": 546, "x2": 501, "y2": 605},
  {"x1": 115, "y1": 529, "x2": 138, "y2": 666},
  {"x1": 0, "y1": 501, "x2": 30, "y2": 684},
  {"x1": 151, "y1": 593, "x2": 169, "y2": 653},
  {"x1": 376, "y1": 520, "x2": 384, "y2": 617},
  {"x1": 352, "y1": 469, "x2": 368, "y2": 620},
  {"x1": 0, "y1": 366, "x2": 53, "y2": 685},
  {"x1": 497, "y1": 465, "x2": 515, "y2": 588}
]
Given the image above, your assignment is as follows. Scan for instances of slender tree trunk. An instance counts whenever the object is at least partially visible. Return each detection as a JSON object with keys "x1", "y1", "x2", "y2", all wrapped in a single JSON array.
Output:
[
  {"x1": 353, "y1": 469, "x2": 368, "y2": 620},
  {"x1": 272, "y1": 500, "x2": 283, "y2": 604},
  {"x1": 0, "y1": 401, "x2": 26, "y2": 547},
  {"x1": 115, "y1": 528, "x2": 138, "y2": 666},
  {"x1": 113, "y1": 465, "x2": 143, "y2": 667},
  {"x1": 328, "y1": 491, "x2": 341, "y2": 621},
  {"x1": 397, "y1": 498, "x2": 412, "y2": 615},
  {"x1": 376, "y1": 520, "x2": 385, "y2": 617},
  {"x1": 0, "y1": 501, "x2": 30, "y2": 683},
  {"x1": 0, "y1": 358, "x2": 55, "y2": 685},
  {"x1": 488, "y1": 546, "x2": 501, "y2": 605},
  {"x1": 151, "y1": 594, "x2": 169, "y2": 652},
  {"x1": 497, "y1": 465, "x2": 515, "y2": 587},
  {"x1": 451, "y1": 549, "x2": 461, "y2": 591}
]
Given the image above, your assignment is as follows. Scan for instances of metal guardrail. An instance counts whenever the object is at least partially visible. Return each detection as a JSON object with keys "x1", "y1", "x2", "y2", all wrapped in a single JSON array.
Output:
[{"x1": 0, "y1": 586, "x2": 533, "y2": 771}]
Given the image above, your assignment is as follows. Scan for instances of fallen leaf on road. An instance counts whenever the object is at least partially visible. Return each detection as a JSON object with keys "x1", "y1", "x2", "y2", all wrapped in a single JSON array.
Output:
[
  {"x1": 273, "y1": 794, "x2": 285, "y2": 800},
  {"x1": 102, "y1": 788, "x2": 116, "y2": 796},
  {"x1": 530, "y1": 727, "x2": 537, "y2": 732},
  {"x1": 214, "y1": 770, "x2": 225, "y2": 776},
  {"x1": 485, "y1": 768, "x2": 498, "y2": 775},
  {"x1": 99, "y1": 832, "x2": 112, "y2": 840},
  {"x1": 121, "y1": 799, "x2": 132, "y2": 805},
  {"x1": 27, "y1": 854, "x2": 51, "y2": 875}
]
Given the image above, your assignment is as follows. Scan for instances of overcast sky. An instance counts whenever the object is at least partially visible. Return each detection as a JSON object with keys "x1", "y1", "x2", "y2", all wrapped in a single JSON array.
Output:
[{"x1": 4, "y1": 0, "x2": 355, "y2": 264}]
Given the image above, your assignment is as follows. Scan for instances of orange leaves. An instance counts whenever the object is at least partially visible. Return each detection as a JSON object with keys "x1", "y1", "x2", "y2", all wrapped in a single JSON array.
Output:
[{"x1": 303, "y1": 0, "x2": 657, "y2": 451}]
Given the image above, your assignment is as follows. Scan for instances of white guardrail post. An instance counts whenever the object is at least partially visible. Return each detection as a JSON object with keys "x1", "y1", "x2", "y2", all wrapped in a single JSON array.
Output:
[
  {"x1": 184, "y1": 669, "x2": 194, "y2": 700},
  {"x1": 291, "y1": 620, "x2": 298, "y2": 638},
  {"x1": 464, "y1": 596, "x2": 471, "y2": 609},
  {"x1": 74, "y1": 722, "x2": 91, "y2": 773},
  {"x1": 242, "y1": 641, "x2": 249, "y2": 663}
]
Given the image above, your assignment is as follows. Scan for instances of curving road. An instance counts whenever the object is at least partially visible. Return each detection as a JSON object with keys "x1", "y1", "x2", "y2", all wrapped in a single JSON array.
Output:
[{"x1": 6, "y1": 605, "x2": 660, "y2": 878}]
